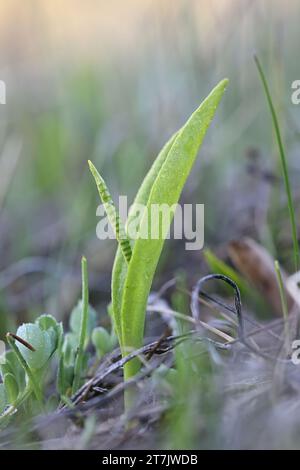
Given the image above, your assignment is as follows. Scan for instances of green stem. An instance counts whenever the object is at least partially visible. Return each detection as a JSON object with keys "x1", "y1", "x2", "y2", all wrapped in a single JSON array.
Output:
[
  {"x1": 6, "y1": 335, "x2": 43, "y2": 405},
  {"x1": 72, "y1": 256, "x2": 89, "y2": 394},
  {"x1": 254, "y1": 55, "x2": 299, "y2": 271},
  {"x1": 274, "y1": 260, "x2": 290, "y2": 347},
  {"x1": 0, "y1": 384, "x2": 32, "y2": 427}
]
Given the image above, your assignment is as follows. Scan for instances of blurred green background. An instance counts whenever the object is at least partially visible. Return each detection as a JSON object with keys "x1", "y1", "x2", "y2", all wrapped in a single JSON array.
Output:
[{"x1": 0, "y1": 0, "x2": 299, "y2": 331}]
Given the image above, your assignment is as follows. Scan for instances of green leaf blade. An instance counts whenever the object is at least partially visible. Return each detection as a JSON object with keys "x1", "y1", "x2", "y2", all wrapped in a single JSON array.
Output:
[
  {"x1": 254, "y1": 56, "x2": 299, "y2": 271},
  {"x1": 121, "y1": 79, "x2": 228, "y2": 378},
  {"x1": 111, "y1": 132, "x2": 178, "y2": 346}
]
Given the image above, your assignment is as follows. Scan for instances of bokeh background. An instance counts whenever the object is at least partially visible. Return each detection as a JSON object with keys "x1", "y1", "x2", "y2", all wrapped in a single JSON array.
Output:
[{"x1": 0, "y1": 0, "x2": 300, "y2": 332}]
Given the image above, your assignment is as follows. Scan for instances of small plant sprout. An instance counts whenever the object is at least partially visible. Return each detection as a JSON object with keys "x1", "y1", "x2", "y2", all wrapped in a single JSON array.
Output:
[
  {"x1": 89, "y1": 79, "x2": 228, "y2": 407},
  {"x1": 0, "y1": 258, "x2": 101, "y2": 424},
  {"x1": 1, "y1": 314, "x2": 63, "y2": 416},
  {"x1": 57, "y1": 257, "x2": 97, "y2": 398},
  {"x1": 0, "y1": 343, "x2": 47, "y2": 420}
]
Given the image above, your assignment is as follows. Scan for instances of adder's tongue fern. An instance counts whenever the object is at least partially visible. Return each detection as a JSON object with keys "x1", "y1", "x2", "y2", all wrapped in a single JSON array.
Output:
[{"x1": 88, "y1": 79, "x2": 228, "y2": 402}]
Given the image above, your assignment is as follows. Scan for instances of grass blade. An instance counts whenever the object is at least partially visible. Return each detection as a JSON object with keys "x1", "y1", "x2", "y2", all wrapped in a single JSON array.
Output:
[
  {"x1": 72, "y1": 256, "x2": 89, "y2": 394},
  {"x1": 254, "y1": 55, "x2": 299, "y2": 271},
  {"x1": 274, "y1": 260, "x2": 290, "y2": 347}
]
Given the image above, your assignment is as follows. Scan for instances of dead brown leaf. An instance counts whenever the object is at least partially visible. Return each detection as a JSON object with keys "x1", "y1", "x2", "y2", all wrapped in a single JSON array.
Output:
[{"x1": 228, "y1": 237, "x2": 293, "y2": 316}]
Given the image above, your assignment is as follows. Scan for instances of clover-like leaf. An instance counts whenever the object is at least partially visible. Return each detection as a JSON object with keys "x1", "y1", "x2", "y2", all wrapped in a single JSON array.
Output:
[
  {"x1": 69, "y1": 301, "x2": 97, "y2": 349},
  {"x1": 15, "y1": 323, "x2": 54, "y2": 370},
  {"x1": 92, "y1": 327, "x2": 114, "y2": 358},
  {"x1": 36, "y1": 314, "x2": 63, "y2": 352}
]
